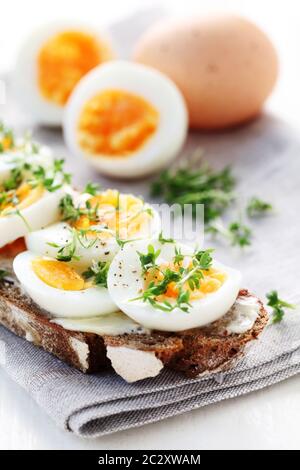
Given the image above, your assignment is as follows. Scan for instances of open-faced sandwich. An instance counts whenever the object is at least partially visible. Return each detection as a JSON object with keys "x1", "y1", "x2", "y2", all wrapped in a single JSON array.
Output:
[{"x1": 0, "y1": 126, "x2": 268, "y2": 382}]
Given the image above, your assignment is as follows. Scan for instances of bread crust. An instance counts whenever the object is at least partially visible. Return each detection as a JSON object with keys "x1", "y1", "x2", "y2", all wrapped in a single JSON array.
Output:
[{"x1": 0, "y1": 257, "x2": 268, "y2": 377}]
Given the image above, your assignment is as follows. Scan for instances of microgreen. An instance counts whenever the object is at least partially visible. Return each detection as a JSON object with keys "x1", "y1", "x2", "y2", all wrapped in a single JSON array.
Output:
[
  {"x1": 151, "y1": 163, "x2": 235, "y2": 223},
  {"x1": 247, "y1": 197, "x2": 273, "y2": 218},
  {"x1": 29, "y1": 159, "x2": 71, "y2": 192},
  {"x1": 207, "y1": 219, "x2": 252, "y2": 248},
  {"x1": 3, "y1": 168, "x2": 22, "y2": 191},
  {"x1": 59, "y1": 195, "x2": 98, "y2": 223},
  {"x1": 137, "y1": 244, "x2": 161, "y2": 274},
  {"x1": 132, "y1": 247, "x2": 213, "y2": 313},
  {"x1": 47, "y1": 228, "x2": 80, "y2": 262},
  {"x1": 59, "y1": 194, "x2": 80, "y2": 222},
  {"x1": 158, "y1": 232, "x2": 175, "y2": 244},
  {"x1": 0, "y1": 269, "x2": 8, "y2": 282},
  {"x1": 83, "y1": 182, "x2": 101, "y2": 196},
  {"x1": 82, "y1": 260, "x2": 110, "y2": 288},
  {"x1": 266, "y1": 290, "x2": 296, "y2": 323}
]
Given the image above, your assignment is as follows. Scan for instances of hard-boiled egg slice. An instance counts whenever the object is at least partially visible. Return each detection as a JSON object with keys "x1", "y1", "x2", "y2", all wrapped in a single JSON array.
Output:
[
  {"x1": 13, "y1": 251, "x2": 117, "y2": 318},
  {"x1": 0, "y1": 126, "x2": 54, "y2": 184},
  {"x1": 0, "y1": 146, "x2": 54, "y2": 185},
  {"x1": 64, "y1": 61, "x2": 188, "y2": 178},
  {"x1": 25, "y1": 221, "x2": 119, "y2": 268},
  {"x1": 12, "y1": 23, "x2": 114, "y2": 126},
  {"x1": 107, "y1": 239, "x2": 241, "y2": 331},
  {"x1": 0, "y1": 186, "x2": 65, "y2": 248},
  {"x1": 26, "y1": 189, "x2": 161, "y2": 267}
]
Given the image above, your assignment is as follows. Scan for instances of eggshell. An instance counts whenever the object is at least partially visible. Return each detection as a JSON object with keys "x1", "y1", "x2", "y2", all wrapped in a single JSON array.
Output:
[{"x1": 133, "y1": 15, "x2": 279, "y2": 129}]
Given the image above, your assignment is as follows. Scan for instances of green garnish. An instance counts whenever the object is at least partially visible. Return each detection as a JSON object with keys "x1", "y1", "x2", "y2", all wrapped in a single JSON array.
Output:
[
  {"x1": 0, "y1": 122, "x2": 15, "y2": 152},
  {"x1": 247, "y1": 197, "x2": 273, "y2": 217},
  {"x1": 158, "y1": 232, "x2": 175, "y2": 244},
  {"x1": 14, "y1": 209, "x2": 32, "y2": 231},
  {"x1": 82, "y1": 260, "x2": 109, "y2": 288},
  {"x1": 137, "y1": 244, "x2": 161, "y2": 274},
  {"x1": 151, "y1": 163, "x2": 235, "y2": 223},
  {"x1": 83, "y1": 182, "x2": 101, "y2": 196},
  {"x1": 0, "y1": 269, "x2": 8, "y2": 282},
  {"x1": 132, "y1": 247, "x2": 213, "y2": 313},
  {"x1": 174, "y1": 246, "x2": 184, "y2": 265},
  {"x1": 47, "y1": 228, "x2": 80, "y2": 262},
  {"x1": 59, "y1": 195, "x2": 98, "y2": 223},
  {"x1": 3, "y1": 168, "x2": 22, "y2": 191},
  {"x1": 48, "y1": 224, "x2": 113, "y2": 263},
  {"x1": 29, "y1": 159, "x2": 71, "y2": 192},
  {"x1": 266, "y1": 290, "x2": 296, "y2": 323},
  {"x1": 207, "y1": 219, "x2": 252, "y2": 247},
  {"x1": 59, "y1": 194, "x2": 80, "y2": 222}
]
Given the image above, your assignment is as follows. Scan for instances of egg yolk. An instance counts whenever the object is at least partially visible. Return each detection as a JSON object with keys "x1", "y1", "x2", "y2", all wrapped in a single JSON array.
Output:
[
  {"x1": 0, "y1": 183, "x2": 44, "y2": 216},
  {"x1": 0, "y1": 135, "x2": 14, "y2": 151},
  {"x1": 32, "y1": 259, "x2": 85, "y2": 291},
  {"x1": 145, "y1": 266, "x2": 227, "y2": 302},
  {"x1": 37, "y1": 31, "x2": 109, "y2": 106},
  {"x1": 72, "y1": 190, "x2": 152, "y2": 239},
  {"x1": 77, "y1": 89, "x2": 159, "y2": 156}
]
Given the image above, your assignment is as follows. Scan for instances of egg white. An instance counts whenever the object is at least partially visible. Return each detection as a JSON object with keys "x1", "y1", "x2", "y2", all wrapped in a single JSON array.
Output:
[
  {"x1": 25, "y1": 221, "x2": 119, "y2": 268},
  {"x1": 107, "y1": 239, "x2": 242, "y2": 332},
  {"x1": 25, "y1": 197, "x2": 161, "y2": 267},
  {"x1": 13, "y1": 251, "x2": 117, "y2": 318},
  {"x1": 0, "y1": 187, "x2": 65, "y2": 248},
  {"x1": 63, "y1": 61, "x2": 188, "y2": 178},
  {"x1": 12, "y1": 22, "x2": 113, "y2": 126},
  {"x1": 0, "y1": 160, "x2": 15, "y2": 185},
  {"x1": 0, "y1": 144, "x2": 54, "y2": 185}
]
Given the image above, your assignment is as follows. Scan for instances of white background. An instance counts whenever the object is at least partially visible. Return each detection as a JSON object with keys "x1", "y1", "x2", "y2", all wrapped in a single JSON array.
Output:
[{"x1": 1, "y1": 0, "x2": 300, "y2": 450}]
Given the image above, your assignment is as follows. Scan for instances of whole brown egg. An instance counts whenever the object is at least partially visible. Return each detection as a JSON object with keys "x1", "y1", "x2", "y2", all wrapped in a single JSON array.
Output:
[{"x1": 133, "y1": 15, "x2": 278, "y2": 129}]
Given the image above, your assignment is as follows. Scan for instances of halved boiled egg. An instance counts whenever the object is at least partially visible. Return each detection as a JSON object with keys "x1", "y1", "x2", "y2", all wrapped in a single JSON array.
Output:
[
  {"x1": 13, "y1": 251, "x2": 117, "y2": 317},
  {"x1": 0, "y1": 185, "x2": 65, "y2": 248},
  {"x1": 63, "y1": 61, "x2": 188, "y2": 178},
  {"x1": 26, "y1": 189, "x2": 161, "y2": 267},
  {"x1": 0, "y1": 125, "x2": 54, "y2": 184},
  {"x1": 0, "y1": 145, "x2": 54, "y2": 186},
  {"x1": 0, "y1": 147, "x2": 69, "y2": 248},
  {"x1": 107, "y1": 238, "x2": 241, "y2": 331},
  {"x1": 12, "y1": 23, "x2": 114, "y2": 126}
]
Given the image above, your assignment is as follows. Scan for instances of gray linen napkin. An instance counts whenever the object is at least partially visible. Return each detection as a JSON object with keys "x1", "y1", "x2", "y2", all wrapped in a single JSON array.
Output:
[
  {"x1": 1, "y1": 310, "x2": 300, "y2": 437},
  {"x1": 1, "y1": 8, "x2": 300, "y2": 438}
]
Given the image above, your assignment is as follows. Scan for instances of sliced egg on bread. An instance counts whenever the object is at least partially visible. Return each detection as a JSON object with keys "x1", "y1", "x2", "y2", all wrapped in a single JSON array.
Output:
[
  {"x1": 0, "y1": 185, "x2": 65, "y2": 248},
  {"x1": 13, "y1": 251, "x2": 117, "y2": 317},
  {"x1": 107, "y1": 238, "x2": 241, "y2": 331},
  {"x1": 25, "y1": 189, "x2": 161, "y2": 266}
]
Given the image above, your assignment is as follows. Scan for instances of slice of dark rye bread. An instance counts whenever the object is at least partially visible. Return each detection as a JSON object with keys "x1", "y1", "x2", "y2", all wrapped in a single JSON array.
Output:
[{"x1": 0, "y1": 256, "x2": 268, "y2": 381}]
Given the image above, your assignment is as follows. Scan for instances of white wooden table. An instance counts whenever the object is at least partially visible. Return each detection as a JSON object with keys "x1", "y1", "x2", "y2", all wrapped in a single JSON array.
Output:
[{"x1": 1, "y1": 0, "x2": 300, "y2": 450}]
